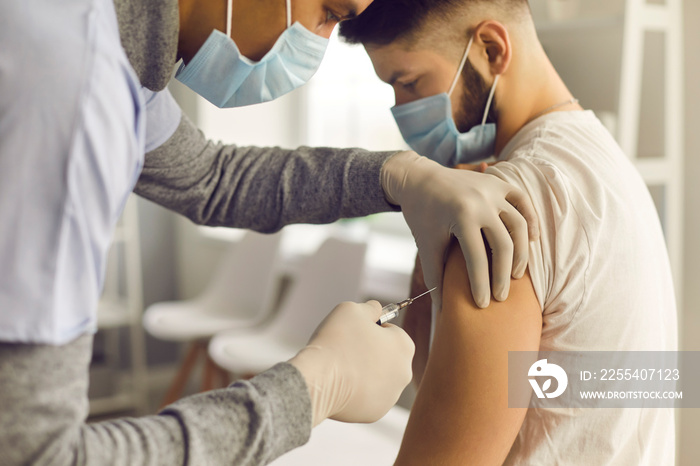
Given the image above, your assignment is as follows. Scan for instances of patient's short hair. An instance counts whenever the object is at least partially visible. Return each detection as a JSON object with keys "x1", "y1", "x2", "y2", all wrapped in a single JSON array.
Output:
[{"x1": 339, "y1": 0, "x2": 530, "y2": 46}]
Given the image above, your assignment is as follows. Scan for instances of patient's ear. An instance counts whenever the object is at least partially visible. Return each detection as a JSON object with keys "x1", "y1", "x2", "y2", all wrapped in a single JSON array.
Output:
[{"x1": 473, "y1": 20, "x2": 512, "y2": 78}]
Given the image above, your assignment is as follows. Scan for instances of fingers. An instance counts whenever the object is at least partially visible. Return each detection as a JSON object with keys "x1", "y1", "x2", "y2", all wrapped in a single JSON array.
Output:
[
  {"x1": 456, "y1": 228, "x2": 491, "y2": 309},
  {"x1": 453, "y1": 162, "x2": 489, "y2": 173},
  {"x1": 364, "y1": 300, "x2": 382, "y2": 319},
  {"x1": 505, "y1": 188, "x2": 540, "y2": 240},
  {"x1": 499, "y1": 202, "x2": 529, "y2": 279},
  {"x1": 481, "y1": 221, "x2": 514, "y2": 303},
  {"x1": 381, "y1": 323, "x2": 417, "y2": 355}
]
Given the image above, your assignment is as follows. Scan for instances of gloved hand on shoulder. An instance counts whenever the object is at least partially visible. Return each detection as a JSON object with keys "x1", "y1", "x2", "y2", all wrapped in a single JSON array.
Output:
[{"x1": 381, "y1": 151, "x2": 539, "y2": 310}]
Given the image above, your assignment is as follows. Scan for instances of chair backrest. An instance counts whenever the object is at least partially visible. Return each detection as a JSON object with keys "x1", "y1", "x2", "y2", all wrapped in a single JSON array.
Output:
[
  {"x1": 199, "y1": 231, "x2": 283, "y2": 323},
  {"x1": 268, "y1": 236, "x2": 368, "y2": 347}
]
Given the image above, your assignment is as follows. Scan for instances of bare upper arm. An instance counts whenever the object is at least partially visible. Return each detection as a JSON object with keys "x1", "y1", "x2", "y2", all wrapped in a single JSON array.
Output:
[
  {"x1": 395, "y1": 240, "x2": 542, "y2": 466},
  {"x1": 404, "y1": 255, "x2": 432, "y2": 387}
]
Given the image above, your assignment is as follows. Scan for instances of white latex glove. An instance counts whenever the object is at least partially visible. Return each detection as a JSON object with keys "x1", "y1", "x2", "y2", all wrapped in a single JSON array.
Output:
[
  {"x1": 289, "y1": 301, "x2": 414, "y2": 426},
  {"x1": 381, "y1": 151, "x2": 540, "y2": 309}
]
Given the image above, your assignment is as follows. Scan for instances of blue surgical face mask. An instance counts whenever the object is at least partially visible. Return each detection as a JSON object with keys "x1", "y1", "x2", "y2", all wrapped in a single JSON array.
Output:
[
  {"x1": 175, "y1": 0, "x2": 329, "y2": 108},
  {"x1": 391, "y1": 37, "x2": 500, "y2": 166}
]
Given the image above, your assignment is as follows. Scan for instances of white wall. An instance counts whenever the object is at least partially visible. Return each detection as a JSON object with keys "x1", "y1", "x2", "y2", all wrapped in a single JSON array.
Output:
[
  {"x1": 189, "y1": 30, "x2": 404, "y2": 151},
  {"x1": 679, "y1": 0, "x2": 700, "y2": 464}
]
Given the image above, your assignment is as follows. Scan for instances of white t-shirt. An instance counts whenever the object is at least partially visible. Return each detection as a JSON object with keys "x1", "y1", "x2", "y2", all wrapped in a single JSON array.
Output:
[{"x1": 485, "y1": 111, "x2": 677, "y2": 465}]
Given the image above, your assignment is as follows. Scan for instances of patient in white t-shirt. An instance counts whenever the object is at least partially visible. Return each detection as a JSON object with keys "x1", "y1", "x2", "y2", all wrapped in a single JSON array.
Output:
[{"x1": 339, "y1": 1, "x2": 678, "y2": 464}]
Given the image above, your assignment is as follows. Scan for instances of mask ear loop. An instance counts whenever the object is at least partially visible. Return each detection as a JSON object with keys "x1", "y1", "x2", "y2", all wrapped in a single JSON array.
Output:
[
  {"x1": 227, "y1": 0, "x2": 291, "y2": 38},
  {"x1": 481, "y1": 74, "x2": 500, "y2": 126},
  {"x1": 448, "y1": 36, "x2": 474, "y2": 97},
  {"x1": 226, "y1": 0, "x2": 233, "y2": 37},
  {"x1": 286, "y1": 0, "x2": 292, "y2": 28}
]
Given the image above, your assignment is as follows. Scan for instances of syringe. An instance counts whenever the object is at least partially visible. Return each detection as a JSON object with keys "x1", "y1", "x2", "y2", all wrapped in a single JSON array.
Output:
[{"x1": 376, "y1": 287, "x2": 437, "y2": 325}]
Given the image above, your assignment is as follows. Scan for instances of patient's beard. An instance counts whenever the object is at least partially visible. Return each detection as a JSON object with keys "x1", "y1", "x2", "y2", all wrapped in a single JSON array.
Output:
[{"x1": 454, "y1": 60, "x2": 497, "y2": 133}]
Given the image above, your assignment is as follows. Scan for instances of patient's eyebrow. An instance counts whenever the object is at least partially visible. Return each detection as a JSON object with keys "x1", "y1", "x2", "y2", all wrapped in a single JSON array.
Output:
[{"x1": 334, "y1": 0, "x2": 358, "y2": 20}]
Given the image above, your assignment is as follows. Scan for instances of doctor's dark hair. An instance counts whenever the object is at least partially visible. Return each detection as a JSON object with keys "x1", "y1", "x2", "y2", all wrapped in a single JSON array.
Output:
[{"x1": 339, "y1": 0, "x2": 530, "y2": 46}]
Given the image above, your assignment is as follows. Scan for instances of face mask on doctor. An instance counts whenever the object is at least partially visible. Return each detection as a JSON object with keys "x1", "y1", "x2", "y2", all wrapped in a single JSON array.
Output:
[
  {"x1": 175, "y1": 0, "x2": 329, "y2": 108},
  {"x1": 391, "y1": 36, "x2": 500, "y2": 167}
]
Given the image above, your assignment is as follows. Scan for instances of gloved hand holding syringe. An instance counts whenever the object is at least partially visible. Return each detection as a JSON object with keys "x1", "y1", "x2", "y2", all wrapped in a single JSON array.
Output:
[{"x1": 377, "y1": 287, "x2": 436, "y2": 325}]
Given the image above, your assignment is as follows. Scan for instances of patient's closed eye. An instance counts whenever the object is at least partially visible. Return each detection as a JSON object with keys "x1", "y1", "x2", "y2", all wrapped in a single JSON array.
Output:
[
  {"x1": 399, "y1": 80, "x2": 418, "y2": 91},
  {"x1": 325, "y1": 10, "x2": 341, "y2": 24}
]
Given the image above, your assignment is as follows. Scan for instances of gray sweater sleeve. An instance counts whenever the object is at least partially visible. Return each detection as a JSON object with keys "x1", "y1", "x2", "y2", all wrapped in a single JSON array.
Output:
[
  {"x1": 134, "y1": 113, "x2": 399, "y2": 232},
  {"x1": 0, "y1": 334, "x2": 311, "y2": 466}
]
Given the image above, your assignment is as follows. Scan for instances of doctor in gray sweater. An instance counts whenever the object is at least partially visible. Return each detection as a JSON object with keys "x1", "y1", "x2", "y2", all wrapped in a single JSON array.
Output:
[{"x1": 0, "y1": 0, "x2": 538, "y2": 464}]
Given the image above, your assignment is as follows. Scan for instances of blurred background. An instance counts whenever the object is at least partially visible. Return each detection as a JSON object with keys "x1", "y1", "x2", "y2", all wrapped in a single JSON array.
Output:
[{"x1": 89, "y1": 0, "x2": 699, "y2": 463}]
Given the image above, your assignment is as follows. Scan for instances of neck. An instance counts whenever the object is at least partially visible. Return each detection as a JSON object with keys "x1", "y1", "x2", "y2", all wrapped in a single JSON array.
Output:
[
  {"x1": 177, "y1": 0, "x2": 226, "y2": 63},
  {"x1": 493, "y1": 50, "x2": 582, "y2": 156}
]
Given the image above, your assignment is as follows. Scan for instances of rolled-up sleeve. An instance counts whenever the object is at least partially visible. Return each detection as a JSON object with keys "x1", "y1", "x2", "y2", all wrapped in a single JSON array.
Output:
[{"x1": 141, "y1": 88, "x2": 181, "y2": 154}]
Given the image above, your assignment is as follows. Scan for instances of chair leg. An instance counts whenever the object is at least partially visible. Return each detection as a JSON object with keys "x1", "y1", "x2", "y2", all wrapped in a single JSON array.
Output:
[
  {"x1": 218, "y1": 366, "x2": 230, "y2": 388},
  {"x1": 160, "y1": 342, "x2": 204, "y2": 409},
  {"x1": 201, "y1": 355, "x2": 233, "y2": 391},
  {"x1": 201, "y1": 354, "x2": 217, "y2": 392}
]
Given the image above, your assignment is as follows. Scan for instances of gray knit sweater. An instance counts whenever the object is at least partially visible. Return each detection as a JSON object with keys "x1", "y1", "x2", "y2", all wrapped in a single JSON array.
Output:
[
  {"x1": 0, "y1": 335, "x2": 311, "y2": 465},
  {"x1": 0, "y1": 0, "x2": 399, "y2": 464}
]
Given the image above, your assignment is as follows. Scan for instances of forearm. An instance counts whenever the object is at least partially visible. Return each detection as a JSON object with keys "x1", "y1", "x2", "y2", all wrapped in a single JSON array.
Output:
[
  {"x1": 135, "y1": 114, "x2": 398, "y2": 232},
  {"x1": 0, "y1": 334, "x2": 311, "y2": 466}
]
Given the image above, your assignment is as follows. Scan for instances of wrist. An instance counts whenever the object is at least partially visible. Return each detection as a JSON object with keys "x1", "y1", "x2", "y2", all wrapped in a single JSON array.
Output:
[
  {"x1": 289, "y1": 346, "x2": 341, "y2": 427},
  {"x1": 380, "y1": 151, "x2": 423, "y2": 206}
]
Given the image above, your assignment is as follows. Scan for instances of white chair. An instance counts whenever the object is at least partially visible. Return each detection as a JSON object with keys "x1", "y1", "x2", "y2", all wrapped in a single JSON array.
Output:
[
  {"x1": 269, "y1": 406, "x2": 410, "y2": 466},
  {"x1": 208, "y1": 236, "x2": 367, "y2": 376},
  {"x1": 143, "y1": 231, "x2": 282, "y2": 406}
]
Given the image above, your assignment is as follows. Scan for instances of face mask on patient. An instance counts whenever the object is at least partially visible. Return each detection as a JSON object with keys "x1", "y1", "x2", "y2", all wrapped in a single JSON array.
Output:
[{"x1": 391, "y1": 36, "x2": 499, "y2": 167}]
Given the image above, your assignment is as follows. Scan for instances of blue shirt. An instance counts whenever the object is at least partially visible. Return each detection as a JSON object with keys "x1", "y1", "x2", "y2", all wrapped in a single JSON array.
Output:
[{"x1": 0, "y1": 0, "x2": 181, "y2": 344}]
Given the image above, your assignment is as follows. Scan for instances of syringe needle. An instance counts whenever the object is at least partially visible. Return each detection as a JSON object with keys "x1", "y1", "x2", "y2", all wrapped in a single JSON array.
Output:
[
  {"x1": 377, "y1": 287, "x2": 438, "y2": 325},
  {"x1": 408, "y1": 287, "x2": 436, "y2": 304}
]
